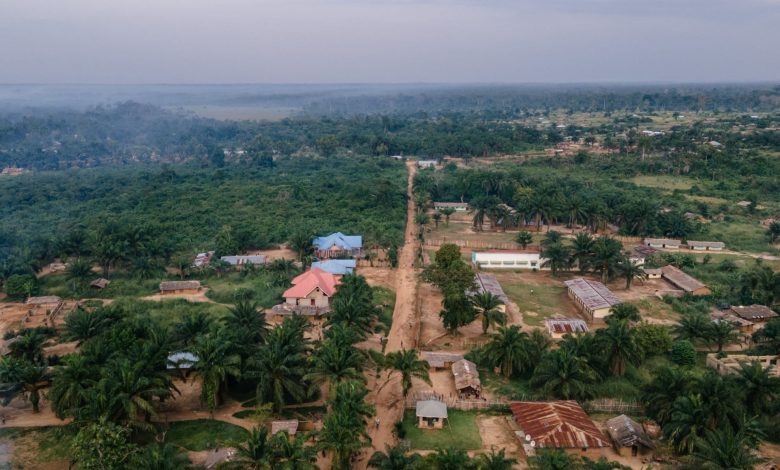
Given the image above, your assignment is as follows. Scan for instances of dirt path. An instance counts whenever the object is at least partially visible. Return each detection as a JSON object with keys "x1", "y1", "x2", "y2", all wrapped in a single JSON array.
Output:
[{"x1": 356, "y1": 161, "x2": 421, "y2": 468}]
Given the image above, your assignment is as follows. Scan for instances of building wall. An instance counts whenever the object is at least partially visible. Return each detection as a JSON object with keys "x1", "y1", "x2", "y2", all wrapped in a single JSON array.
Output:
[
  {"x1": 285, "y1": 288, "x2": 330, "y2": 308},
  {"x1": 472, "y1": 252, "x2": 543, "y2": 269},
  {"x1": 161, "y1": 288, "x2": 200, "y2": 295},
  {"x1": 418, "y1": 417, "x2": 444, "y2": 429}
]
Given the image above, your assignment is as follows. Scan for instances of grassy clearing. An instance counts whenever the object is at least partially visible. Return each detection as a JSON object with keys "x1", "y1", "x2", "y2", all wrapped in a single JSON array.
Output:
[
  {"x1": 702, "y1": 221, "x2": 777, "y2": 254},
  {"x1": 496, "y1": 275, "x2": 572, "y2": 327},
  {"x1": 205, "y1": 272, "x2": 286, "y2": 306},
  {"x1": 165, "y1": 419, "x2": 248, "y2": 451},
  {"x1": 635, "y1": 297, "x2": 681, "y2": 323},
  {"x1": 481, "y1": 369, "x2": 536, "y2": 400},
  {"x1": 401, "y1": 410, "x2": 482, "y2": 450},
  {"x1": 111, "y1": 298, "x2": 231, "y2": 327},
  {"x1": 373, "y1": 286, "x2": 396, "y2": 333},
  {"x1": 631, "y1": 175, "x2": 695, "y2": 191},
  {"x1": 38, "y1": 271, "x2": 159, "y2": 299}
]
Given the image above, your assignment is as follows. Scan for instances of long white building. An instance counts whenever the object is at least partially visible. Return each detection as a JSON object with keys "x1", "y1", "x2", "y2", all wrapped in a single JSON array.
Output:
[{"x1": 471, "y1": 250, "x2": 544, "y2": 270}]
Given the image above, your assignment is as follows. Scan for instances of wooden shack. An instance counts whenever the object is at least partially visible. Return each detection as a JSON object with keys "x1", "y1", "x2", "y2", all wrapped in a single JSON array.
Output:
[
  {"x1": 159, "y1": 280, "x2": 202, "y2": 295},
  {"x1": 452, "y1": 359, "x2": 481, "y2": 397},
  {"x1": 606, "y1": 414, "x2": 655, "y2": 456}
]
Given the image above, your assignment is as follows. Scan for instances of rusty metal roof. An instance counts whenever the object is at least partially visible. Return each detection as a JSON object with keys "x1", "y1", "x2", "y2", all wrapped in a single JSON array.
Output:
[
  {"x1": 606, "y1": 414, "x2": 655, "y2": 450},
  {"x1": 452, "y1": 359, "x2": 481, "y2": 391},
  {"x1": 731, "y1": 304, "x2": 778, "y2": 321},
  {"x1": 545, "y1": 318, "x2": 589, "y2": 335},
  {"x1": 421, "y1": 351, "x2": 463, "y2": 368},
  {"x1": 510, "y1": 401, "x2": 609, "y2": 449},
  {"x1": 661, "y1": 266, "x2": 708, "y2": 293},
  {"x1": 563, "y1": 278, "x2": 621, "y2": 311},
  {"x1": 475, "y1": 273, "x2": 510, "y2": 304}
]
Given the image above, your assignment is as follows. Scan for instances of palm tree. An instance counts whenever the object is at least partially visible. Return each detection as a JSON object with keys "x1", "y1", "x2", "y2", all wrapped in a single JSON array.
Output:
[
  {"x1": 531, "y1": 349, "x2": 596, "y2": 400},
  {"x1": 133, "y1": 443, "x2": 190, "y2": 470},
  {"x1": 271, "y1": 431, "x2": 317, "y2": 469},
  {"x1": 382, "y1": 349, "x2": 431, "y2": 398},
  {"x1": 736, "y1": 360, "x2": 780, "y2": 414},
  {"x1": 249, "y1": 339, "x2": 308, "y2": 412},
  {"x1": 540, "y1": 242, "x2": 572, "y2": 277},
  {"x1": 422, "y1": 448, "x2": 476, "y2": 470},
  {"x1": 415, "y1": 213, "x2": 430, "y2": 227},
  {"x1": 515, "y1": 231, "x2": 533, "y2": 249},
  {"x1": 225, "y1": 300, "x2": 269, "y2": 345},
  {"x1": 527, "y1": 449, "x2": 576, "y2": 470},
  {"x1": 288, "y1": 232, "x2": 313, "y2": 262},
  {"x1": 707, "y1": 320, "x2": 739, "y2": 352},
  {"x1": 317, "y1": 407, "x2": 371, "y2": 470},
  {"x1": 107, "y1": 358, "x2": 175, "y2": 428},
  {"x1": 470, "y1": 292, "x2": 506, "y2": 334},
  {"x1": 0, "y1": 358, "x2": 50, "y2": 412},
  {"x1": 642, "y1": 366, "x2": 691, "y2": 424},
  {"x1": 606, "y1": 303, "x2": 641, "y2": 324},
  {"x1": 615, "y1": 256, "x2": 646, "y2": 289},
  {"x1": 663, "y1": 394, "x2": 712, "y2": 454},
  {"x1": 475, "y1": 449, "x2": 517, "y2": 470},
  {"x1": 190, "y1": 332, "x2": 242, "y2": 413},
  {"x1": 218, "y1": 427, "x2": 275, "y2": 469},
  {"x1": 691, "y1": 427, "x2": 763, "y2": 470},
  {"x1": 597, "y1": 321, "x2": 640, "y2": 376},
  {"x1": 570, "y1": 232, "x2": 593, "y2": 273},
  {"x1": 304, "y1": 340, "x2": 365, "y2": 395},
  {"x1": 589, "y1": 236, "x2": 623, "y2": 283},
  {"x1": 439, "y1": 208, "x2": 456, "y2": 226},
  {"x1": 431, "y1": 212, "x2": 442, "y2": 229},
  {"x1": 49, "y1": 354, "x2": 97, "y2": 419},
  {"x1": 64, "y1": 307, "x2": 119, "y2": 345},
  {"x1": 482, "y1": 325, "x2": 531, "y2": 378},
  {"x1": 8, "y1": 329, "x2": 49, "y2": 364},
  {"x1": 66, "y1": 258, "x2": 93, "y2": 291},
  {"x1": 674, "y1": 313, "x2": 712, "y2": 345},
  {"x1": 172, "y1": 312, "x2": 214, "y2": 348},
  {"x1": 368, "y1": 446, "x2": 421, "y2": 470}
]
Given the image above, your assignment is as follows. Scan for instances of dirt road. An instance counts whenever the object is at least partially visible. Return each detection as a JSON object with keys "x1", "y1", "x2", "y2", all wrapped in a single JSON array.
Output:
[{"x1": 356, "y1": 161, "x2": 421, "y2": 467}]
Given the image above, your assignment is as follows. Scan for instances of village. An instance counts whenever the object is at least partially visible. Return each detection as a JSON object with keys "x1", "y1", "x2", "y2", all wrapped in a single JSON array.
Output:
[{"x1": 0, "y1": 155, "x2": 779, "y2": 470}]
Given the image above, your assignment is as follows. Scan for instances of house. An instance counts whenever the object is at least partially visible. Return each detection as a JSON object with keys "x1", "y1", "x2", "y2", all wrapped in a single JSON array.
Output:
[
  {"x1": 452, "y1": 359, "x2": 481, "y2": 397},
  {"x1": 631, "y1": 245, "x2": 660, "y2": 266},
  {"x1": 706, "y1": 354, "x2": 780, "y2": 377},
  {"x1": 312, "y1": 232, "x2": 363, "y2": 259},
  {"x1": 708, "y1": 140, "x2": 723, "y2": 147},
  {"x1": 661, "y1": 266, "x2": 710, "y2": 295},
  {"x1": 644, "y1": 268, "x2": 662, "y2": 279},
  {"x1": 421, "y1": 351, "x2": 463, "y2": 370},
  {"x1": 687, "y1": 240, "x2": 725, "y2": 251},
  {"x1": 220, "y1": 255, "x2": 267, "y2": 267},
  {"x1": 279, "y1": 268, "x2": 340, "y2": 315},
  {"x1": 510, "y1": 401, "x2": 609, "y2": 459},
  {"x1": 643, "y1": 238, "x2": 682, "y2": 249},
  {"x1": 311, "y1": 259, "x2": 357, "y2": 275},
  {"x1": 471, "y1": 250, "x2": 543, "y2": 270},
  {"x1": 606, "y1": 414, "x2": 655, "y2": 456},
  {"x1": 730, "y1": 304, "x2": 779, "y2": 322},
  {"x1": 193, "y1": 251, "x2": 214, "y2": 268},
  {"x1": 271, "y1": 420, "x2": 299, "y2": 437},
  {"x1": 167, "y1": 352, "x2": 199, "y2": 370},
  {"x1": 737, "y1": 200, "x2": 752, "y2": 208},
  {"x1": 712, "y1": 311, "x2": 755, "y2": 334},
  {"x1": 159, "y1": 281, "x2": 202, "y2": 295},
  {"x1": 0, "y1": 167, "x2": 26, "y2": 176},
  {"x1": 473, "y1": 273, "x2": 509, "y2": 313},
  {"x1": 563, "y1": 278, "x2": 621, "y2": 322},
  {"x1": 416, "y1": 160, "x2": 437, "y2": 169},
  {"x1": 545, "y1": 318, "x2": 589, "y2": 339},
  {"x1": 90, "y1": 278, "x2": 111, "y2": 290},
  {"x1": 434, "y1": 202, "x2": 469, "y2": 212},
  {"x1": 416, "y1": 400, "x2": 448, "y2": 429}
]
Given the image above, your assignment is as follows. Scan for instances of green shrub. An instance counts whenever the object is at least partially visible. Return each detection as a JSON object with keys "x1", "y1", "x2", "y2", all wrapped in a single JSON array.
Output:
[
  {"x1": 4, "y1": 274, "x2": 39, "y2": 299},
  {"x1": 670, "y1": 340, "x2": 697, "y2": 366}
]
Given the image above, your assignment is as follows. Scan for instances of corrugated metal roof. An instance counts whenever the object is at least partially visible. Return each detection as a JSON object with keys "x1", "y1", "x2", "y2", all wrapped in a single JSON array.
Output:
[
  {"x1": 606, "y1": 414, "x2": 655, "y2": 449},
  {"x1": 416, "y1": 400, "x2": 448, "y2": 418},
  {"x1": 220, "y1": 255, "x2": 267, "y2": 266},
  {"x1": 475, "y1": 273, "x2": 510, "y2": 304},
  {"x1": 421, "y1": 351, "x2": 463, "y2": 368},
  {"x1": 452, "y1": 359, "x2": 481, "y2": 391},
  {"x1": 26, "y1": 296, "x2": 62, "y2": 305},
  {"x1": 564, "y1": 278, "x2": 621, "y2": 311},
  {"x1": 661, "y1": 266, "x2": 707, "y2": 293},
  {"x1": 271, "y1": 420, "x2": 299, "y2": 436},
  {"x1": 311, "y1": 259, "x2": 356, "y2": 275},
  {"x1": 731, "y1": 305, "x2": 778, "y2": 321},
  {"x1": 644, "y1": 238, "x2": 682, "y2": 245},
  {"x1": 313, "y1": 232, "x2": 362, "y2": 250},
  {"x1": 687, "y1": 240, "x2": 725, "y2": 248},
  {"x1": 545, "y1": 319, "x2": 589, "y2": 335},
  {"x1": 283, "y1": 268, "x2": 340, "y2": 298},
  {"x1": 510, "y1": 401, "x2": 609, "y2": 449},
  {"x1": 160, "y1": 280, "x2": 201, "y2": 291}
]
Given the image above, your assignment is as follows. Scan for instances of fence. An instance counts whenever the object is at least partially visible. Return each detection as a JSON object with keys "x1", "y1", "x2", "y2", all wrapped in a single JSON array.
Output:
[
  {"x1": 424, "y1": 239, "x2": 519, "y2": 250},
  {"x1": 586, "y1": 398, "x2": 644, "y2": 414},
  {"x1": 404, "y1": 391, "x2": 508, "y2": 411}
]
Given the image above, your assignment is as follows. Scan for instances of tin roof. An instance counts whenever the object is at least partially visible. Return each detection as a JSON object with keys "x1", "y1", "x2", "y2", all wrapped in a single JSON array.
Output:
[
  {"x1": 160, "y1": 280, "x2": 201, "y2": 291},
  {"x1": 313, "y1": 232, "x2": 363, "y2": 250},
  {"x1": 475, "y1": 273, "x2": 510, "y2": 304},
  {"x1": 220, "y1": 255, "x2": 267, "y2": 266},
  {"x1": 283, "y1": 268, "x2": 340, "y2": 298},
  {"x1": 510, "y1": 401, "x2": 609, "y2": 449},
  {"x1": 416, "y1": 399, "x2": 448, "y2": 418},
  {"x1": 730, "y1": 305, "x2": 778, "y2": 321},
  {"x1": 661, "y1": 266, "x2": 708, "y2": 293},
  {"x1": 644, "y1": 238, "x2": 682, "y2": 245},
  {"x1": 421, "y1": 351, "x2": 464, "y2": 368},
  {"x1": 606, "y1": 414, "x2": 655, "y2": 450},
  {"x1": 26, "y1": 296, "x2": 61, "y2": 305},
  {"x1": 687, "y1": 240, "x2": 725, "y2": 248},
  {"x1": 311, "y1": 259, "x2": 357, "y2": 275},
  {"x1": 545, "y1": 318, "x2": 589, "y2": 335},
  {"x1": 271, "y1": 420, "x2": 299, "y2": 436},
  {"x1": 563, "y1": 278, "x2": 621, "y2": 311}
]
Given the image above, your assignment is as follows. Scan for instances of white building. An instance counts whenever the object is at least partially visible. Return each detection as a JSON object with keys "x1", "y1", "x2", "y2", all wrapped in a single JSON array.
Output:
[
  {"x1": 471, "y1": 250, "x2": 544, "y2": 270},
  {"x1": 644, "y1": 238, "x2": 682, "y2": 249},
  {"x1": 417, "y1": 160, "x2": 437, "y2": 168}
]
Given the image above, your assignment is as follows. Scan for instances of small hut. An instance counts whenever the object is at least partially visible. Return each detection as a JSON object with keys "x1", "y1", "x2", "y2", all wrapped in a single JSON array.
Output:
[
  {"x1": 90, "y1": 278, "x2": 111, "y2": 290},
  {"x1": 159, "y1": 280, "x2": 202, "y2": 295},
  {"x1": 606, "y1": 414, "x2": 655, "y2": 456},
  {"x1": 452, "y1": 359, "x2": 481, "y2": 397},
  {"x1": 416, "y1": 399, "x2": 448, "y2": 429},
  {"x1": 271, "y1": 420, "x2": 299, "y2": 438}
]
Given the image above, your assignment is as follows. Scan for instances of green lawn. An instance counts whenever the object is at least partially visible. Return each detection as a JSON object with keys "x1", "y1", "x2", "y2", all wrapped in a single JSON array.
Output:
[
  {"x1": 495, "y1": 274, "x2": 572, "y2": 327},
  {"x1": 702, "y1": 221, "x2": 778, "y2": 254},
  {"x1": 401, "y1": 410, "x2": 482, "y2": 450},
  {"x1": 165, "y1": 419, "x2": 248, "y2": 451},
  {"x1": 110, "y1": 298, "x2": 230, "y2": 327},
  {"x1": 631, "y1": 175, "x2": 695, "y2": 191},
  {"x1": 373, "y1": 286, "x2": 396, "y2": 333},
  {"x1": 38, "y1": 271, "x2": 160, "y2": 300},
  {"x1": 205, "y1": 272, "x2": 286, "y2": 306}
]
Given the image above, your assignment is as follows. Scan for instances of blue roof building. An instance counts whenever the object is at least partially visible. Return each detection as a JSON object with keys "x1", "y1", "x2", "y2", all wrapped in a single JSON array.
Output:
[
  {"x1": 312, "y1": 259, "x2": 357, "y2": 275},
  {"x1": 312, "y1": 232, "x2": 363, "y2": 258}
]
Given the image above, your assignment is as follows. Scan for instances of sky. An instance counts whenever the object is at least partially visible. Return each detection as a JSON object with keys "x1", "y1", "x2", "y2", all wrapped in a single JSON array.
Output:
[{"x1": 1, "y1": 0, "x2": 778, "y2": 84}]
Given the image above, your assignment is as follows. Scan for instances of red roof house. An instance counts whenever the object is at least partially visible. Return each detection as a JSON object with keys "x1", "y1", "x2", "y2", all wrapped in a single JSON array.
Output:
[
  {"x1": 282, "y1": 268, "x2": 341, "y2": 311},
  {"x1": 510, "y1": 401, "x2": 609, "y2": 458}
]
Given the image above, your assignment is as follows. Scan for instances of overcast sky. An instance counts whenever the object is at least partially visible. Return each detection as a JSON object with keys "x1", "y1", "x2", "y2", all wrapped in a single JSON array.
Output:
[{"x1": 1, "y1": 0, "x2": 778, "y2": 84}]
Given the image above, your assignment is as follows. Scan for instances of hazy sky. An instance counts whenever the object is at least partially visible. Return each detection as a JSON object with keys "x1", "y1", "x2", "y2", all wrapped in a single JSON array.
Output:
[{"x1": 1, "y1": 0, "x2": 778, "y2": 84}]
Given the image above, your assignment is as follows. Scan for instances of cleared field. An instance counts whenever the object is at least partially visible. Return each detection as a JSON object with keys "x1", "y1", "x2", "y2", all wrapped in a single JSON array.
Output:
[
  {"x1": 401, "y1": 410, "x2": 482, "y2": 450},
  {"x1": 165, "y1": 419, "x2": 248, "y2": 451},
  {"x1": 631, "y1": 175, "x2": 695, "y2": 191},
  {"x1": 493, "y1": 272, "x2": 577, "y2": 327}
]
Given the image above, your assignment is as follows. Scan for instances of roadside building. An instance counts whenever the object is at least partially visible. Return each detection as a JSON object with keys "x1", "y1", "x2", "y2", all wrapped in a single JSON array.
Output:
[
  {"x1": 312, "y1": 232, "x2": 363, "y2": 259},
  {"x1": 159, "y1": 281, "x2": 202, "y2": 295},
  {"x1": 433, "y1": 202, "x2": 469, "y2": 212},
  {"x1": 630, "y1": 245, "x2": 660, "y2": 266},
  {"x1": 471, "y1": 250, "x2": 543, "y2": 270},
  {"x1": 473, "y1": 273, "x2": 509, "y2": 313},
  {"x1": 606, "y1": 414, "x2": 655, "y2": 457},
  {"x1": 687, "y1": 240, "x2": 725, "y2": 251},
  {"x1": 563, "y1": 278, "x2": 621, "y2": 322},
  {"x1": 421, "y1": 351, "x2": 463, "y2": 370},
  {"x1": 220, "y1": 255, "x2": 267, "y2": 267},
  {"x1": 644, "y1": 268, "x2": 662, "y2": 279},
  {"x1": 90, "y1": 278, "x2": 111, "y2": 290},
  {"x1": 730, "y1": 304, "x2": 779, "y2": 323},
  {"x1": 311, "y1": 259, "x2": 357, "y2": 275},
  {"x1": 452, "y1": 359, "x2": 481, "y2": 398},
  {"x1": 661, "y1": 266, "x2": 710, "y2": 295},
  {"x1": 510, "y1": 401, "x2": 609, "y2": 459},
  {"x1": 276, "y1": 268, "x2": 340, "y2": 317},
  {"x1": 416, "y1": 399, "x2": 448, "y2": 429},
  {"x1": 417, "y1": 160, "x2": 437, "y2": 169},
  {"x1": 545, "y1": 318, "x2": 589, "y2": 339},
  {"x1": 643, "y1": 238, "x2": 682, "y2": 249},
  {"x1": 193, "y1": 251, "x2": 215, "y2": 268}
]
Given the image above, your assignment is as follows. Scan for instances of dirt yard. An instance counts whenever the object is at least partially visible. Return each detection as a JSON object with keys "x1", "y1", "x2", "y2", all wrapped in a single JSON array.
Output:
[
  {"x1": 248, "y1": 246, "x2": 298, "y2": 261},
  {"x1": 142, "y1": 289, "x2": 215, "y2": 303}
]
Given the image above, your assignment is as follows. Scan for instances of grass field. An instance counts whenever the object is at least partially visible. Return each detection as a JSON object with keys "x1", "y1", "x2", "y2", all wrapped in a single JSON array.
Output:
[
  {"x1": 165, "y1": 419, "x2": 248, "y2": 451},
  {"x1": 205, "y1": 271, "x2": 286, "y2": 306},
  {"x1": 495, "y1": 273, "x2": 573, "y2": 327},
  {"x1": 401, "y1": 410, "x2": 482, "y2": 450},
  {"x1": 631, "y1": 175, "x2": 696, "y2": 191},
  {"x1": 373, "y1": 286, "x2": 396, "y2": 333},
  {"x1": 635, "y1": 297, "x2": 681, "y2": 323},
  {"x1": 112, "y1": 298, "x2": 231, "y2": 327}
]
